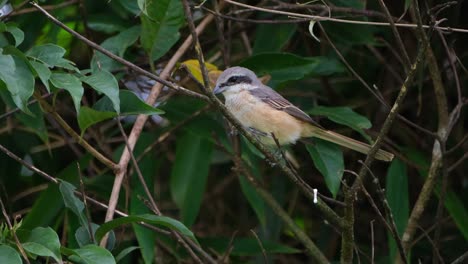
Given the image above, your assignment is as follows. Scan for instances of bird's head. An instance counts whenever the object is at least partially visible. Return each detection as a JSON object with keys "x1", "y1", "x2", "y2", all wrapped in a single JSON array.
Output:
[{"x1": 213, "y1": 66, "x2": 261, "y2": 95}]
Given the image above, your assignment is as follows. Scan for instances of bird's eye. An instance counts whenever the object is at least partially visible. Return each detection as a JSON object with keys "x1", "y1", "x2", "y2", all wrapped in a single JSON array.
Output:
[{"x1": 227, "y1": 76, "x2": 239, "y2": 84}]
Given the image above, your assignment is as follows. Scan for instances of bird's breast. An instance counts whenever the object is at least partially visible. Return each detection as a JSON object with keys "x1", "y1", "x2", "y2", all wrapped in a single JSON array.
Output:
[{"x1": 223, "y1": 90, "x2": 304, "y2": 145}]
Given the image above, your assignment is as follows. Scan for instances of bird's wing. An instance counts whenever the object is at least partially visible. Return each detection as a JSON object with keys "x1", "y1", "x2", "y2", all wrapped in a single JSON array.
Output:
[{"x1": 249, "y1": 86, "x2": 321, "y2": 127}]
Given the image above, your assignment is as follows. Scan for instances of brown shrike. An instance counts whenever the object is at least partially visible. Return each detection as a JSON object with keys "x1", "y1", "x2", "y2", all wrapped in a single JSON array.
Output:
[{"x1": 213, "y1": 66, "x2": 394, "y2": 162}]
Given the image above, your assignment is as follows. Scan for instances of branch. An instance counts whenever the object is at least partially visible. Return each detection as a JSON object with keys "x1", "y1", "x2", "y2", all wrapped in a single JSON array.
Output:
[
  {"x1": 340, "y1": 184, "x2": 354, "y2": 263},
  {"x1": 34, "y1": 93, "x2": 119, "y2": 171},
  {"x1": 399, "y1": 2, "x2": 452, "y2": 258},
  {"x1": 232, "y1": 153, "x2": 328, "y2": 263},
  {"x1": 223, "y1": 0, "x2": 468, "y2": 33},
  {"x1": 181, "y1": 0, "x2": 344, "y2": 230}
]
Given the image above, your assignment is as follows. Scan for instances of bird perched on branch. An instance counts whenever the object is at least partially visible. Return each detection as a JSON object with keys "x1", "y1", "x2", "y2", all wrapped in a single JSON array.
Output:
[{"x1": 213, "y1": 66, "x2": 394, "y2": 162}]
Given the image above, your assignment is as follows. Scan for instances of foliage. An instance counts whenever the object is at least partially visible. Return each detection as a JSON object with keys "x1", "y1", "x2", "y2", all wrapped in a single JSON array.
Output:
[{"x1": 0, "y1": 0, "x2": 466, "y2": 263}]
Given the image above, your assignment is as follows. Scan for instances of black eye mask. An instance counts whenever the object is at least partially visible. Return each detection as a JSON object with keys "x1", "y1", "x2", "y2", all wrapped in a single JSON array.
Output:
[{"x1": 219, "y1": 75, "x2": 253, "y2": 88}]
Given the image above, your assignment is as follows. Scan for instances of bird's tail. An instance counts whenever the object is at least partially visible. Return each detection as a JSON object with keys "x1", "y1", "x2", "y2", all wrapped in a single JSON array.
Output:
[{"x1": 303, "y1": 126, "x2": 394, "y2": 162}]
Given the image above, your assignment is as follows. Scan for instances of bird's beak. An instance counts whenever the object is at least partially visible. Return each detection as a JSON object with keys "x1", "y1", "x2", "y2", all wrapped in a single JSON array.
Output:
[{"x1": 213, "y1": 85, "x2": 225, "y2": 95}]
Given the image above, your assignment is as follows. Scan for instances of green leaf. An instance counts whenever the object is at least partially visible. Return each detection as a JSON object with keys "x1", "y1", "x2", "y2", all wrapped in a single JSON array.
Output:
[
  {"x1": 115, "y1": 246, "x2": 140, "y2": 263},
  {"x1": 0, "y1": 53, "x2": 34, "y2": 114},
  {"x1": 308, "y1": 106, "x2": 372, "y2": 142},
  {"x1": 94, "y1": 90, "x2": 164, "y2": 116},
  {"x1": 240, "y1": 53, "x2": 344, "y2": 86},
  {"x1": 29, "y1": 60, "x2": 51, "y2": 92},
  {"x1": 26, "y1": 44, "x2": 66, "y2": 67},
  {"x1": 239, "y1": 152, "x2": 266, "y2": 226},
  {"x1": 23, "y1": 226, "x2": 62, "y2": 263},
  {"x1": 91, "y1": 26, "x2": 140, "y2": 72},
  {"x1": 6, "y1": 23, "x2": 24, "y2": 47},
  {"x1": 0, "y1": 245, "x2": 22, "y2": 264},
  {"x1": 50, "y1": 73, "x2": 84, "y2": 114},
  {"x1": 140, "y1": 0, "x2": 185, "y2": 61},
  {"x1": 94, "y1": 214, "x2": 196, "y2": 243},
  {"x1": 87, "y1": 14, "x2": 128, "y2": 34},
  {"x1": 68, "y1": 245, "x2": 115, "y2": 264},
  {"x1": 386, "y1": 159, "x2": 409, "y2": 262},
  {"x1": 253, "y1": 24, "x2": 297, "y2": 54},
  {"x1": 82, "y1": 70, "x2": 120, "y2": 113},
  {"x1": 75, "y1": 223, "x2": 115, "y2": 251},
  {"x1": 16, "y1": 103, "x2": 48, "y2": 143},
  {"x1": 22, "y1": 242, "x2": 55, "y2": 260},
  {"x1": 78, "y1": 107, "x2": 117, "y2": 134},
  {"x1": 170, "y1": 130, "x2": 213, "y2": 226},
  {"x1": 306, "y1": 139, "x2": 344, "y2": 198},
  {"x1": 127, "y1": 134, "x2": 158, "y2": 264},
  {"x1": 59, "y1": 181, "x2": 89, "y2": 232},
  {"x1": 200, "y1": 237, "x2": 300, "y2": 256}
]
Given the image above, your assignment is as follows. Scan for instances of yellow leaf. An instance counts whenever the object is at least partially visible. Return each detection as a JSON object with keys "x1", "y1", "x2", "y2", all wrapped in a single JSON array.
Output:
[{"x1": 180, "y1": 60, "x2": 219, "y2": 88}]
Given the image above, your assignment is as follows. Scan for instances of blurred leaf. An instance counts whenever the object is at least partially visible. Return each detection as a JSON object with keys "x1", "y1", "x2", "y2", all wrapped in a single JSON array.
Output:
[
  {"x1": 0, "y1": 53, "x2": 34, "y2": 114},
  {"x1": 59, "y1": 181, "x2": 89, "y2": 234},
  {"x1": 87, "y1": 14, "x2": 128, "y2": 34},
  {"x1": 240, "y1": 53, "x2": 344, "y2": 86},
  {"x1": 75, "y1": 224, "x2": 98, "y2": 247},
  {"x1": 21, "y1": 157, "x2": 92, "y2": 229},
  {"x1": 67, "y1": 245, "x2": 115, "y2": 264},
  {"x1": 253, "y1": 24, "x2": 297, "y2": 54},
  {"x1": 75, "y1": 223, "x2": 115, "y2": 251},
  {"x1": 322, "y1": 22, "x2": 377, "y2": 45},
  {"x1": 386, "y1": 159, "x2": 409, "y2": 262},
  {"x1": 170, "y1": 130, "x2": 213, "y2": 226},
  {"x1": 5, "y1": 23, "x2": 24, "y2": 47},
  {"x1": 201, "y1": 237, "x2": 300, "y2": 256},
  {"x1": 95, "y1": 214, "x2": 196, "y2": 243},
  {"x1": 29, "y1": 60, "x2": 51, "y2": 92},
  {"x1": 78, "y1": 107, "x2": 116, "y2": 134},
  {"x1": 180, "y1": 59, "x2": 220, "y2": 87},
  {"x1": 405, "y1": 148, "x2": 468, "y2": 240},
  {"x1": 405, "y1": 0, "x2": 411, "y2": 10},
  {"x1": 127, "y1": 133, "x2": 158, "y2": 264},
  {"x1": 91, "y1": 26, "x2": 140, "y2": 72},
  {"x1": 50, "y1": 73, "x2": 84, "y2": 114},
  {"x1": 239, "y1": 150, "x2": 266, "y2": 226},
  {"x1": 16, "y1": 103, "x2": 48, "y2": 143},
  {"x1": 239, "y1": 175, "x2": 266, "y2": 226},
  {"x1": 323, "y1": 1, "x2": 375, "y2": 45},
  {"x1": 329, "y1": 0, "x2": 365, "y2": 8},
  {"x1": 115, "y1": 246, "x2": 140, "y2": 263},
  {"x1": 140, "y1": 0, "x2": 185, "y2": 61},
  {"x1": 308, "y1": 106, "x2": 372, "y2": 142},
  {"x1": 94, "y1": 90, "x2": 164, "y2": 116},
  {"x1": 0, "y1": 245, "x2": 21, "y2": 264},
  {"x1": 116, "y1": 0, "x2": 140, "y2": 15},
  {"x1": 22, "y1": 227, "x2": 62, "y2": 263},
  {"x1": 82, "y1": 70, "x2": 120, "y2": 113},
  {"x1": 306, "y1": 139, "x2": 344, "y2": 198}
]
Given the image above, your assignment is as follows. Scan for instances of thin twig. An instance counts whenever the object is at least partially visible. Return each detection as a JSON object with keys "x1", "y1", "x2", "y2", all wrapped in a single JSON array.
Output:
[
  {"x1": 451, "y1": 251, "x2": 468, "y2": 264},
  {"x1": 377, "y1": 0, "x2": 411, "y2": 72},
  {"x1": 0, "y1": 197, "x2": 31, "y2": 264},
  {"x1": 34, "y1": 93, "x2": 119, "y2": 171},
  {"x1": 341, "y1": 182, "x2": 355, "y2": 263},
  {"x1": 233, "y1": 156, "x2": 329, "y2": 262},
  {"x1": 77, "y1": 163, "x2": 95, "y2": 244},
  {"x1": 250, "y1": 229, "x2": 268, "y2": 264},
  {"x1": 358, "y1": 161, "x2": 407, "y2": 262},
  {"x1": 400, "y1": 1, "x2": 452, "y2": 257},
  {"x1": 223, "y1": 0, "x2": 468, "y2": 33}
]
